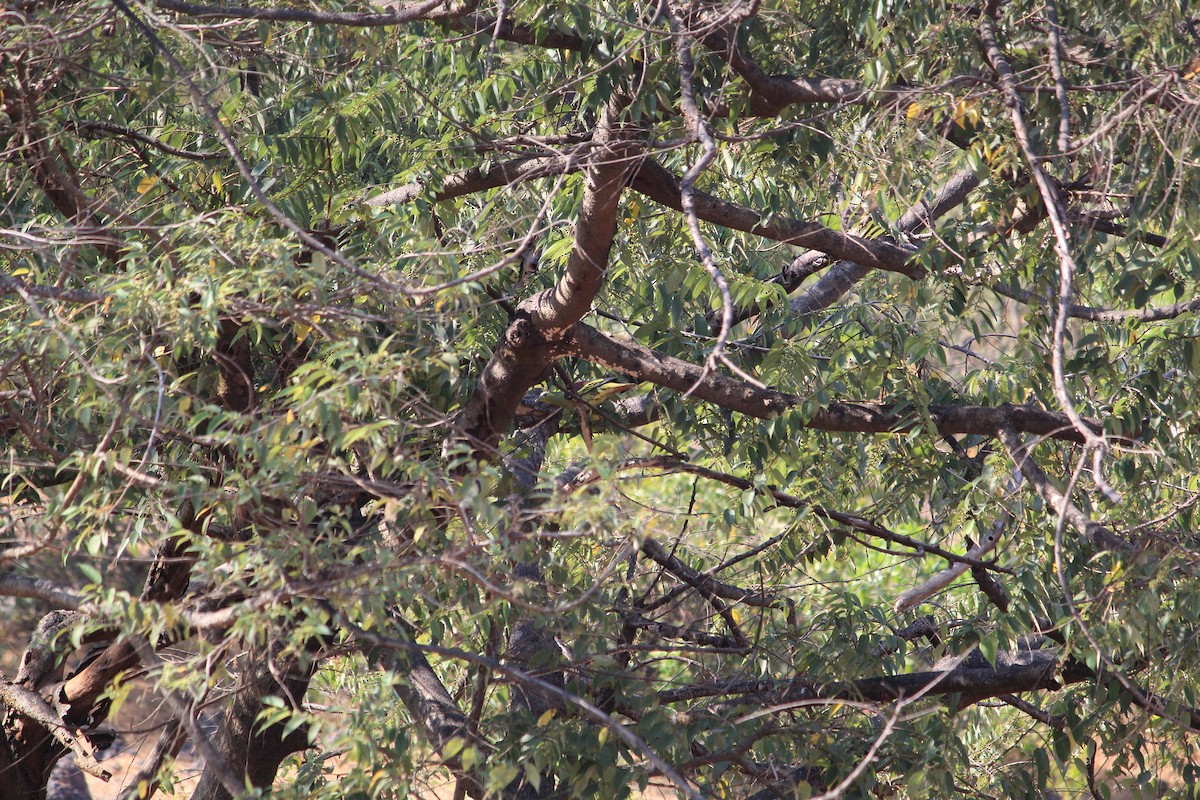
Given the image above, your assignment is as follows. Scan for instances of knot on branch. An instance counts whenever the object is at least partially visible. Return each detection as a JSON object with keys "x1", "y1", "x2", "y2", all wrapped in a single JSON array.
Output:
[{"x1": 505, "y1": 317, "x2": 534, "y2": 349}]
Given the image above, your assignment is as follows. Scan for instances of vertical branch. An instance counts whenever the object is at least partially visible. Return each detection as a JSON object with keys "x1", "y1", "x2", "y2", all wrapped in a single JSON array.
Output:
[
  {"x1": 667, "y1": 6, "x2": 763, "y2": 389},
  {"x1": 979, "y1": 7, "x2": 1119, "y2": 502},
  {"x1": 1044, "y1": 0, "x2": 1072, "y2": 156},
  {"x1": 187, "y1": 646, "x2": 314, "y2": 800}
]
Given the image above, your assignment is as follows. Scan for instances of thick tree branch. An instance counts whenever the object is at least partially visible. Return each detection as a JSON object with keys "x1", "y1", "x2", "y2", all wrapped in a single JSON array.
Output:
[
  {"x1": 0, "y1": 681, "x2": 111, "y2": 782},
  {"x1": 630, "y1": 159, "x2": 922, "y2": 278},
  {"x1": 566, "y1": 322, "x2": 1099, "y2": 443},
  {"x1": 455, "y1": 96, "x2": 641, "y2": 451},
  {"x1": 157, "y1": 0, "x2": 465, "y2": 25},
  {"x1": 189, "y1": 646, "x2": 313, "y2": 800},
  {"x1": 0, "y1": 571, "x2": 83, "y2": 609},
  {"x1": 523, "y1": 103, "x2": 640, "y2": 332}
]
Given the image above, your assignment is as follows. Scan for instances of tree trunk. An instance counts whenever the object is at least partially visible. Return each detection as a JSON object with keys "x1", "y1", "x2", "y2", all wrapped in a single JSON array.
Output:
[{"x1": 189, "y1": 646, "x2": 312, "y2": 800}]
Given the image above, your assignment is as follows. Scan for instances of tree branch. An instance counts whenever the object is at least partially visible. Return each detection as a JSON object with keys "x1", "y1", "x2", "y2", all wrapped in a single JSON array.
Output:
[
  {"x1": 366, "y1": 149, "x2": 586, "y2": 206},
  {"x1": 997, "y1": 425, "x2": 1133, "y2": 553},
  {"x1": 566, "y1": 322, "x2": 1100, "y2": 443},
  {"x1": 74, "y1": 120, "x2": 225, "y2": 161},
  {"x1": 0, "y1": 572, "x2": 83, "y2": 609},
  {"x1": 455, "y1": 95, "x2": 641, "y2": 451},
  {"x1": 640, "y1": 536, "x2": 780, "y2": 610},
  {"x1": 721, "y1": 167, "x2": 982, "y2": 329},
  {"x1": 156, "y1": 0, "x2": 466, "y2": 25},
  {"x1": 629, "y1": 159, "x2": 922, "y2": 278}
]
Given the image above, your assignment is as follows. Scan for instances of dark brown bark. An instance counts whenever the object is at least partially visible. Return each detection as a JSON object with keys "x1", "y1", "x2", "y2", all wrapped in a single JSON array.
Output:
[
  {"x1": 189, "y1": 648, "x2": 313, "y2": 800},
  {"x1": 656, "y1": 646, "x2": 1091, "y2": 708},
  {"x1": 0, "y1": 71, "x2": 124, "y2": 265},
  {"x1": 1, "y1": 613, "x2": 84, "y2": 800},
  {"x1": 456, "y1": 96, "x2": 641, "y2": 452},
  {"x1": 629, "y1": 159, "x2": 922, "y2": 278},
  {"x1": 565, "y1": 322, "x2": 1100, "y2": 443},
  {"x1": 0, "y1": 503, "x2": 203, "y2": 800},
  {"x1": 214, "y1": 318, "x2": 256, "y2": 415}
]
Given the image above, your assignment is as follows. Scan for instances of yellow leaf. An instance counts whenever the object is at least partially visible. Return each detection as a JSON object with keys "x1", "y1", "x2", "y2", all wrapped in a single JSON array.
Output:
[
  {"x1": 536, "y1": 709, "x2": 556, "y2": 727},
  {"x1": 953, "y1": 99, "x2": 981, "y2": 129},
  {"x1": 906, "y1": 102, "x2": 924, "y2": 120},
  {"x1": 213, "y1": 171, "x2": 224, "y2": 193},
  {"x1": 137, "y1": 175, "x2": 157, "y2": 194}
]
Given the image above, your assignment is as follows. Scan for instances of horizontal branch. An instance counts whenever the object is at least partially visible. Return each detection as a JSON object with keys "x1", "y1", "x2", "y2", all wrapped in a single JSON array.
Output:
[
  {"x1": 566, "y1": 322, "x2": 1097, "y2": 443},
  {"x1": 74, "y1": 120, "x2": 225, "y2": 161},
  {"x1": 366, "y1": 151, "x2": 584, "y2": 206},
  {"x1": 0, "y1": 571, "x2": 83, "y2": 608},
  {"x1": 988, "y1": 281, "x2": 1200, "y2": 323},
  {"x1": 720, "y1": 167, "x2": 982, "y2": 330},
  {"x1": 157, "y1": 0, "x2": 465, "y2": 25},
  {"x1": 658, "y1": 647, "x2": 1082, "y2": 708},
  {"x1": 0, "y1": 277, "x2": 105, "y2": 304},
  {"x1": 443, "y1": 13, "x2": 588, "y2": 50}
]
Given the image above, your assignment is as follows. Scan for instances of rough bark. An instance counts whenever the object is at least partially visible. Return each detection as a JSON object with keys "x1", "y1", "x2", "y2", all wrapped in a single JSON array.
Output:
[
  {"x1": 629, "y1": 159, "x2": 922, "y2": 278},
  {"x1": 565, "y1": 322, "x2": 1101, "y2": 443},
  {"x1": 190, "y1": 647, "x2": 313, "y2": 800},
  {"x1": 456, "y1": 95, "x2": 641, "y2": 452}
]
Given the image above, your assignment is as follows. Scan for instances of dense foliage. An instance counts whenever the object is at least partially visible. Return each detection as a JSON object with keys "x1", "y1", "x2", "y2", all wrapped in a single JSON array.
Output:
[{"x1": 3, "y1": 0, "x2": 1200, "y2": 798}]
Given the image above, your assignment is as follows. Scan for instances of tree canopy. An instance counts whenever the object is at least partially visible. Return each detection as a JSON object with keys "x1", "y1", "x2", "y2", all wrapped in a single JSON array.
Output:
[{"x1": 3, "y1": 0, "x2": 1200, "y2": 798}]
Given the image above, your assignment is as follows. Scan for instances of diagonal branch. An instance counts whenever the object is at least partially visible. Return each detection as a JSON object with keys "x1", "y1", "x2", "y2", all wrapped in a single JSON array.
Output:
[
  {"x1": 997, "y1": 425, "x2": 1133, "y2": 553},
  {"x1": 641, "y1": 537, "x2": 780, "y2": 610},
  {"x1": 0, "y1": 681, "x2": 112, "y2": 781},
  {"x1": 720, "y1": 166, "x2": 982, "y2": 330},
  {"x1": 630, "y1": 159, "x2": 922, "y2": 278}
]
